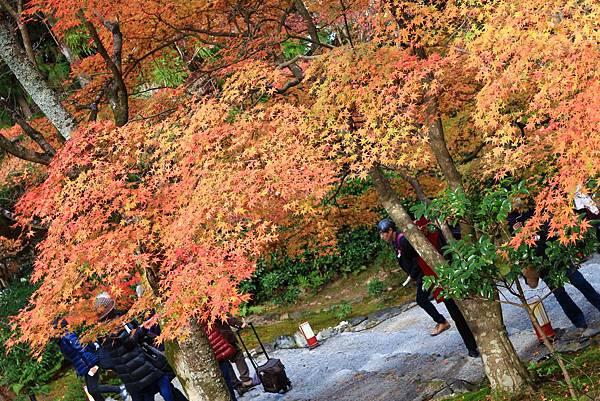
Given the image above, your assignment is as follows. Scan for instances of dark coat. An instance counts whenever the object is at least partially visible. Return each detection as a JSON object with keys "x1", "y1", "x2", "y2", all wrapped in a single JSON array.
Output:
[
  {"x1": 58, "y1": 332, "x2": 98, "y2": 377},
  {"x1": 394, "y1": 233, "x2": 423, "y2": 280},
  {"x1": 393, "y1": 222, "x2": 445, "y2": 302},
  {"x1": 97, "y1": 324, "x2": 164, "y2": 395}
]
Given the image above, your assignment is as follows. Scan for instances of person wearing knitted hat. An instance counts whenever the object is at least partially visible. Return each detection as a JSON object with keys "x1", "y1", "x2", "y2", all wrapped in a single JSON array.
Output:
[
  {"x1": 94, "y1": 293, "x2": 188, "y2": 401},
  {"x1": 95, "y1": 292, "x2": 116, "y2": 320}
]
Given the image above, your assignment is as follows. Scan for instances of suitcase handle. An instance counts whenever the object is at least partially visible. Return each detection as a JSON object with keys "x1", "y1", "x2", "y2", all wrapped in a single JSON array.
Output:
[{"x1": 236, "y1": 323, "x2": 270, "y2": 371}]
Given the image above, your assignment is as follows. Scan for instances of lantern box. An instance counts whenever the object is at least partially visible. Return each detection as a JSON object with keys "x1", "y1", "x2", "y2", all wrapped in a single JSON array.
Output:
[
  {"x1": 299, "y1": 321, "x2": 320, "y2": 349},
  {"x1": 529, "y1": 296, "x2": 555, "y2": 342}
]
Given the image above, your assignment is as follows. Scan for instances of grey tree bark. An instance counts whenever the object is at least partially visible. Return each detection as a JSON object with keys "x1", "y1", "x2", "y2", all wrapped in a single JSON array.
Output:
[
  {"x1": 165, "y1": 322, "x2": 233, "y2": 401},
  {"x1": 459, "y1": 297, "x2": 532, "y2": 392},
  {"x1": 0, "y1": 0, "x2": 37, "y2": 69},
  {"x1": 0, "y1": 18, "x2": 76, "y2": 140}
]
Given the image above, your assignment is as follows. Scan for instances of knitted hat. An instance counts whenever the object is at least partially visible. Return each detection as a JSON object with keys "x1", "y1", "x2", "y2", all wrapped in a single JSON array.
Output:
[{"x1": 95, "y1": 292, "x2": 115, "y2": 320}]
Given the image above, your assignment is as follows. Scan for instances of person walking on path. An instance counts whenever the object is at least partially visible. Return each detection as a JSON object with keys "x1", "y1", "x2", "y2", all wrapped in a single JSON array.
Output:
[
  {"x1": 215, "y1": 317, "x2": 256, "y2": 396},
  {"x1": 57, "y1": 322, "x2": 128, "y2": 401},
  {"x1": 509, "y1": 210, "x2": 600, "y2": 331},
  {"x1": 205, "y1": 322, "x2": 240, "y2": 400},
  {"x1": 378, "y1": 218, "x2": 480, "y2": 357}
]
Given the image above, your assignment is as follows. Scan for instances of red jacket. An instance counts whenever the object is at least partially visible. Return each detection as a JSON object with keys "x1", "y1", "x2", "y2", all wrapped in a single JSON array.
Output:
[
  {"x1": 415, "y1": 217, "x2": 444, "y2": 302},
  {"x1": 205, "y1": 325, "x2": 236, "y2": 362}
]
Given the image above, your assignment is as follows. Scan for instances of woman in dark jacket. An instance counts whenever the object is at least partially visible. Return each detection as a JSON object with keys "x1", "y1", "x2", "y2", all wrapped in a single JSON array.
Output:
[{"x1": 95, "y1": 293, "x2": 185, "y2": 401}]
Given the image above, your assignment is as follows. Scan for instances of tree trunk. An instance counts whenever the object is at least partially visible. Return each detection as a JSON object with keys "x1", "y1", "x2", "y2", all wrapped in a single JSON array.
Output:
[
  {"x1": 370, "y1": 164, "x2": 447, "y2": 266},
  {"x1": 459, "y1": 296, "x2": 532, "y2": 394},
  {"x1": 1, "y1": 98, "x2": 56, "y2": 157},
  {"x1": 0, "y1": 0, "x2": 37, "y2": 70},
  {"x1": 79, "y1": 14, "x2": 129, "y2": 126},
  {"x1": 44, "y1": 19, "x2": 91, "y2": 88},
  {"x1": 0, "y1": 18, "x2": 75, "y2": 141},
  {"x1": 370, "y1": 164, "x2": 533, "y2": 395},
  {"x1": 15, "y1": 0, "x2": 37, "y2": 70},
  {"x1": 0, "y1": 133, "x2": 52, "y2": 164},
  {"x1": 165, "y1": 323, "x2": 233, "y2": 401},
  {"x1": 293, "y1": 0, "x2": 322, "y2": 55},
  {"x1": 396, "y1": 167, "x2": 455, "y2": 243}
]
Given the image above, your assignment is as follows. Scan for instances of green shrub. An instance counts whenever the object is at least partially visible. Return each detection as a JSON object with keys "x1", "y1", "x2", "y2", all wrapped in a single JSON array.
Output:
[
  {"x1": 367, "y1": 279, "x2": 385, "y2": 297},
  {"x1": 241, "y1": 225, "x2": 384, "y2": 305},
  {"x1": 0, "y1": 275, "x2": 64, "y2": 398},
  {"x1": 330, "y1": 302, "x2": 352, "y2": 320}
]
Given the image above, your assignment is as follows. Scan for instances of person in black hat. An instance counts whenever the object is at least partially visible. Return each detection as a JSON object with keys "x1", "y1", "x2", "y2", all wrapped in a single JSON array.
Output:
[{"x1": 378, "y1": 218, "x2": 479, "y2": 357}]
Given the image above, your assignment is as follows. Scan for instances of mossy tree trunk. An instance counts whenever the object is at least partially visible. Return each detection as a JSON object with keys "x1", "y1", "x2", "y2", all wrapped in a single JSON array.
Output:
[
  {"x1": 0, "y1": 18, "x2": 75, "y2": 141},
  {"x1": 165, "y1": 322, "x2": 233, "y2": 401}
]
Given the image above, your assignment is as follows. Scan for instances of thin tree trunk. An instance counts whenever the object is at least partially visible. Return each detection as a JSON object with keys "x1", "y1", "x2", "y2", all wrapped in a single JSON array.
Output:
[
  {"x1": 292, "y1": 0, "x2": 322, "y2": 55},
  {"x1": 15, "y1": 0, "x2": 36, "y2": 69},
  {"x1": 79, "y1": 13, "x2": 129, "y2": 126},
  {"x1": 396, "y1": 167, "x2": 455, "y2": 243},
  {"x1": 15, "y1": 91, "x2": 32, "y2": 118},
  {"x1": 1, "y1": 98, "x2": 56, "y2": 156},
  {"x1": 165, "y1": 323, "x2": 233, "y2": 401},
  {"x1": 0, "y1": 133, "x2": 52, "y2": 165},
  {"x1": 43, "y1": 19, "x2": 91, "y2": 88},
  {"x1": 0, "y1": 18, "x2": 75, "y2": 140},
  {"x1": 0, "y1": 0, "x2": 37, "y2": 69},
  {"x1": 370, "y1": 164, "x2": 533, "y2": 395},
  {"x1": 513, "y1": 279, "x2": 577, "y2": 399},
  {"x1": 370, "y1": 164, "x2": 446, "y2": 266}
]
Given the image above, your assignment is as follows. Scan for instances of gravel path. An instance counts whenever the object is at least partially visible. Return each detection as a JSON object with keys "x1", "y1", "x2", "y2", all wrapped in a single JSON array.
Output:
[
  {"x1": 231, "y1": 254, "x2": 600, "y2": 401},
  {"x1": 155, "y1": 255, "x2": 599, "y2": 401}
]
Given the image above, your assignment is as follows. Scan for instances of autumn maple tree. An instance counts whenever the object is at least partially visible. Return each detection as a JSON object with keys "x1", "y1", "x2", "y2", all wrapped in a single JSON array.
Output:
[{"x1": 0, "y1": 0, "x2": 598, "y2": 399}]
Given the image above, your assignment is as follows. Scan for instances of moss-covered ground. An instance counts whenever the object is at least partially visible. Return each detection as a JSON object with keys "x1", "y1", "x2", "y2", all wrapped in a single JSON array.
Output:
[{"x1": 238, "y1": 258, "x2": 414, "y2": 349}]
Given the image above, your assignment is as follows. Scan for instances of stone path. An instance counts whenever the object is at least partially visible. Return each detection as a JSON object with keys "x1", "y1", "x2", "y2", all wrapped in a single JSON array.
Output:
[
  {"x1": 237, "y1": 254, "x2": 600, "y2": 401},
  {"x1": 155, "y1": 254, "x2": 600, "y2": 401}
]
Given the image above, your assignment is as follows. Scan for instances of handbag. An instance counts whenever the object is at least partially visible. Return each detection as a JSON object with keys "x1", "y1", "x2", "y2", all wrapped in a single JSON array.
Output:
[{"x1": 141, "y1": 342, "x2": 170, "y2": 371}]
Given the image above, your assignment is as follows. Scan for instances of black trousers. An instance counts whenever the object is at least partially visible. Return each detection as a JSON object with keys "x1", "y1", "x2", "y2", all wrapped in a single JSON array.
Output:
[
  {"x1": 442, "y1": 299, "x2": 478, "y2": 353},
  {"x1": 415, "y1": 278, "x2": 446, "y2": 324},
  {"x1": 543, "y1": 267, "x2": 600, "y2": 329},
  {"x1": 415, "y1": 278, "x2": 478, "y2": 353},
  {"x1": 84, "y1": 372, "x2": 121, "y2": 401}
]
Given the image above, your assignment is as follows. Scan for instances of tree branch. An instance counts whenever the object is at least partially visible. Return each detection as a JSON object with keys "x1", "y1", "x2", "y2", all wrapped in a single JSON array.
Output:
[
  {"x1": 78, "y1": 12, "x2": 129, "y2": 126},
  {"x1": 0, "y1": 97, "x2": 56, "y2": 156},
  {"x1": 292, "y1": 0, "x2": 322, "y2": 55},
  {"x1": 0, "y1": 132, "x2": 52, "y2": 165}
]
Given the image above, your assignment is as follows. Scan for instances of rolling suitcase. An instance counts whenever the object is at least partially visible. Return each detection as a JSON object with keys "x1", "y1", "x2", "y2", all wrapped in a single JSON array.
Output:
[{"x1": 237, "y1": 323, "x2": 292, "y2": 394}]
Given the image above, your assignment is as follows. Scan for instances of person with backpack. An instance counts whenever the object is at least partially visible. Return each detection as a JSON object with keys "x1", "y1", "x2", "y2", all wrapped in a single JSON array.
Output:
[
  {"x1": 94, "y1": 293, "x2": 188, "y2": 401},
  {"x1": 56, "y1": 320, "x2": 128, "y2": 401},
  {"x1": 378, "y1": 217, "x2": 480, "y2": 357}
]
